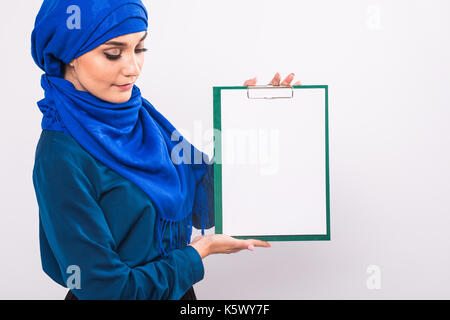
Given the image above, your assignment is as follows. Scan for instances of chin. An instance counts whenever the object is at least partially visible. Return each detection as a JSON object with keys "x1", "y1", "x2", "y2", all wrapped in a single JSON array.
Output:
[
  {"x1": 103, "y1": 92, "x2": 133, "y2": 104},
  {"x1": 113, "y1": 96, "x2": 132, "y2": 104}
]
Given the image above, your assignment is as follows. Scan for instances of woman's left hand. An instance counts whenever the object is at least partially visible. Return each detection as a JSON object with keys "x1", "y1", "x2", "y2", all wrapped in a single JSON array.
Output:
[{"x1": 243, "y1": 72, "x2": 302, "y2": 86}]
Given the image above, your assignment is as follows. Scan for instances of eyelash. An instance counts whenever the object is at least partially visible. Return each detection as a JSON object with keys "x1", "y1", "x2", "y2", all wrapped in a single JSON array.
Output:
[{"x1": 104, "y1": 48, "x2": 148, "y2": 60}]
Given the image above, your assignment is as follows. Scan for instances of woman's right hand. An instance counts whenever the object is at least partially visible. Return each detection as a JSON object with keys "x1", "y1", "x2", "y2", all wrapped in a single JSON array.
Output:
[{"x1": 188, "y1": 234, "x2": 271, "y2": 259}]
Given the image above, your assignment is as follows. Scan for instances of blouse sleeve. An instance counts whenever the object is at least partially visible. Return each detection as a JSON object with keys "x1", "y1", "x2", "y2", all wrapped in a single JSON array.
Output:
[{"x1": 32, "y1": 150, "x2": 204, "y2": 300}]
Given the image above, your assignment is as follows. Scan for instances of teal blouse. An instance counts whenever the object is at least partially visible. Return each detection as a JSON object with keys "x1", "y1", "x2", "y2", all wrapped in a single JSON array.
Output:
[{"x1": 32, "y1": 129, "x2": 214, "y2": 300}]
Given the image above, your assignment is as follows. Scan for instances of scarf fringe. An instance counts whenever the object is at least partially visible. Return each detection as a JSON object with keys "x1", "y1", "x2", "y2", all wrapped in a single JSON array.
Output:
[
  {"x1": 156, "y1": 162, "x2": 213, "y2": 257},
  {"x1": 194, "y1": 169, "x2": 211, "y2": 234},
  {"x1": 156, "y1": 212, "x2": 195, "y2": 257}
]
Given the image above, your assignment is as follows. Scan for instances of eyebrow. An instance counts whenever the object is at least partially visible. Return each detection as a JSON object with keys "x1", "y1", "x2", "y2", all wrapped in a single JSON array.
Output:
[{"x1": 103, "y1": 31, "x2": 148, "y2": 47}]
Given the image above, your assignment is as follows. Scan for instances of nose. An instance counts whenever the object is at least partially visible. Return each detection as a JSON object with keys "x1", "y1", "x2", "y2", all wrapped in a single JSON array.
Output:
[{"x1": 121, "y1": 52, "x2": 141, "y2": 80}]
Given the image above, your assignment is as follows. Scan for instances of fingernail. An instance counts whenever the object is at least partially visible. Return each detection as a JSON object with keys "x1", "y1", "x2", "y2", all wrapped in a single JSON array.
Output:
[{"x1": 248, "y1": 244, "x2": 255, "y2": 251}]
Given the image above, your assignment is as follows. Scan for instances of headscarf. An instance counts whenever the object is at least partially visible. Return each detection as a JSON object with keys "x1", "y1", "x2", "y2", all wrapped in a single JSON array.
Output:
[{"x1": 31, "y1": 0, "x2": 213, "y2": 256}]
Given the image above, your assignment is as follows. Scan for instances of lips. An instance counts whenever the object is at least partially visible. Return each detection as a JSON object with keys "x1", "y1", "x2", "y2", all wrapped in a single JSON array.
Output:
[{"x1": 114, "y1": 82, "x2": 134, "y2": 90}]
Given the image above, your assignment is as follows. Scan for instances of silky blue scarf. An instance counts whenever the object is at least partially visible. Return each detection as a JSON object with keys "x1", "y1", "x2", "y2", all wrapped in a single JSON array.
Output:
[{"x1": 31, "y1": 0, "x2": 213, "y2": 256}]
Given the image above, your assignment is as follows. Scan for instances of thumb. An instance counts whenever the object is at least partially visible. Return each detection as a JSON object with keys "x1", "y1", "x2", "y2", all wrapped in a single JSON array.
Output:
[{"x1": 192, "y1": 235, "x2": 206, "y2": 242}]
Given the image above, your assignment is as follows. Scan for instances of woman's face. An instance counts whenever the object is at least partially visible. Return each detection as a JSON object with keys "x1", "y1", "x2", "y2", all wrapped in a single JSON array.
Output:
[{"x1": 64, "y1": 31, "x2": 147, "y2": 104}]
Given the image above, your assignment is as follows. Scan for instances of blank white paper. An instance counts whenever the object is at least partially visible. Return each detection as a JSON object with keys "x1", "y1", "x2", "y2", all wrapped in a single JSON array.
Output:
[{"x1": 219, "y1": 88, "x2": 328, "y2": 236}]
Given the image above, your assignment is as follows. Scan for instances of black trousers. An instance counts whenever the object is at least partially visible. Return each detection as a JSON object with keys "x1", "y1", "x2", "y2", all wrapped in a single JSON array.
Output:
[{"x1": 64, "y1": 286, "x2": 197, "y2": 300}]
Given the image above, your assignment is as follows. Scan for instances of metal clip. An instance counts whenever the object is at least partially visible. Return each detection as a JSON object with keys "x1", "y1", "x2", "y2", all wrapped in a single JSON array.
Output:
[{"x1": 246, "y1": 85, "x2": 294, "y2": 99}]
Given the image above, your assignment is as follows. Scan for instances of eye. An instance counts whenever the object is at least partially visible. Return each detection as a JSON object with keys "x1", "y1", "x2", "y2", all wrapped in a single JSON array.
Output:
[
  {"x1": 104, "y1": 48, "x2": 148, "y2": 61},
  {"x1": 104, "y1": 53, "x2": 121, "y2": 60},
  {"x1": 104, "y1": 49, "x2": 121, "y2": 60},
  {"x1": 136, "y1": 48, "x2": 149, "y2": 54}
]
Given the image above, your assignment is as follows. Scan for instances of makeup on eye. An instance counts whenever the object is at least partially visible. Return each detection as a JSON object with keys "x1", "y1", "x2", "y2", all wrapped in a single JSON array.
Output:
[
  {"x1": 102, "y1": 31, "x2": 149, "y2": 60},
  {"x1": 104, "y1": 47, "x2": 148, "y2": 60}
]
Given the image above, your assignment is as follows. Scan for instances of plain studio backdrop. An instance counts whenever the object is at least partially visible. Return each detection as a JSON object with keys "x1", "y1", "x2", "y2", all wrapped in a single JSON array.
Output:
[{"x1": 0, "y1": 0, "x2": 449, "y2": 299}]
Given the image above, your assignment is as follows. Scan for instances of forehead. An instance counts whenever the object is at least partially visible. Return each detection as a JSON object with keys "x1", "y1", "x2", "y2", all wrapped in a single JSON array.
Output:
[
  {"x1": 112, "y1": 31, "x2": 147, "y2": 41},
  {"x1": 103, "y1": 31, "x2": 147, "y2": 46}
]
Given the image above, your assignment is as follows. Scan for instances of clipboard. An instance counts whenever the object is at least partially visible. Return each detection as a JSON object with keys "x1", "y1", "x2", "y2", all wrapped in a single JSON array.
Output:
[{"x1": 212, "y1": 84, "x2": 330, "y2": 241}]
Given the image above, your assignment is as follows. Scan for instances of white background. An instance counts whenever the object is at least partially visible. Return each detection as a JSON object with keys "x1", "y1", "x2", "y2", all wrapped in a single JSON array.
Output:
[{"x1": 0, "y1": 0, "x2": 449, "y2": 299}]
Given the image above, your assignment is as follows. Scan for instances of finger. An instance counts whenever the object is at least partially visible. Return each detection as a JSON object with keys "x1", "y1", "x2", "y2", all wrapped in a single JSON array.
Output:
[
  {"x1": 226, "y1": 239, "x2": 254, "y2": 251},
  {"x1": 247, "y1": 239, "x2": 271, "y2": 247},
  {"x1": 293, "y1": 80, "x2": 302, "y2": 86},
  {"x1": 227, "y1": 236, "x2": 271, "y2": 251},
  {"x1": 281, "y1": 73, "x2": 295, "y2": 86},
  {"x1": 269, "y1": 72, "x2": 281, "y2": 86},
  {"x1": 233, "y1": 239, "x2": 270, "y2": 250},
  {"x1": 243, "y1": 77, "x2": 257, "y2": 86}
]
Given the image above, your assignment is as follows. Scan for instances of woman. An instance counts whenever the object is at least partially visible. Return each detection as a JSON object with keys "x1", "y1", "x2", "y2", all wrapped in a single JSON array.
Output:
[{"x1": 31, "y1": 0, "x2": 300, "y2": 300}]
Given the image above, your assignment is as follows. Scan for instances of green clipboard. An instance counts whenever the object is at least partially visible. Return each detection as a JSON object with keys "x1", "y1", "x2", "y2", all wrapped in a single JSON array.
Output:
[{"x1": 212, "y1": 85, "x2": 330, "y2": 241}]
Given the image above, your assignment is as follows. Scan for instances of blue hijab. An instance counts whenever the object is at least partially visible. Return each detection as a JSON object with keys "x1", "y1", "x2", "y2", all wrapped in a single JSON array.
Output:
[{"x1": 31, "y1": 0, "x2": 213, "y2": 256}]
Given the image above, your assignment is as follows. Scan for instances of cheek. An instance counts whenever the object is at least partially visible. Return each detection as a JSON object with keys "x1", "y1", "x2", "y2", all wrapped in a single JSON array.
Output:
[{"x1": 80, "y1": 55, "x2": 116, "y2": 89}]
